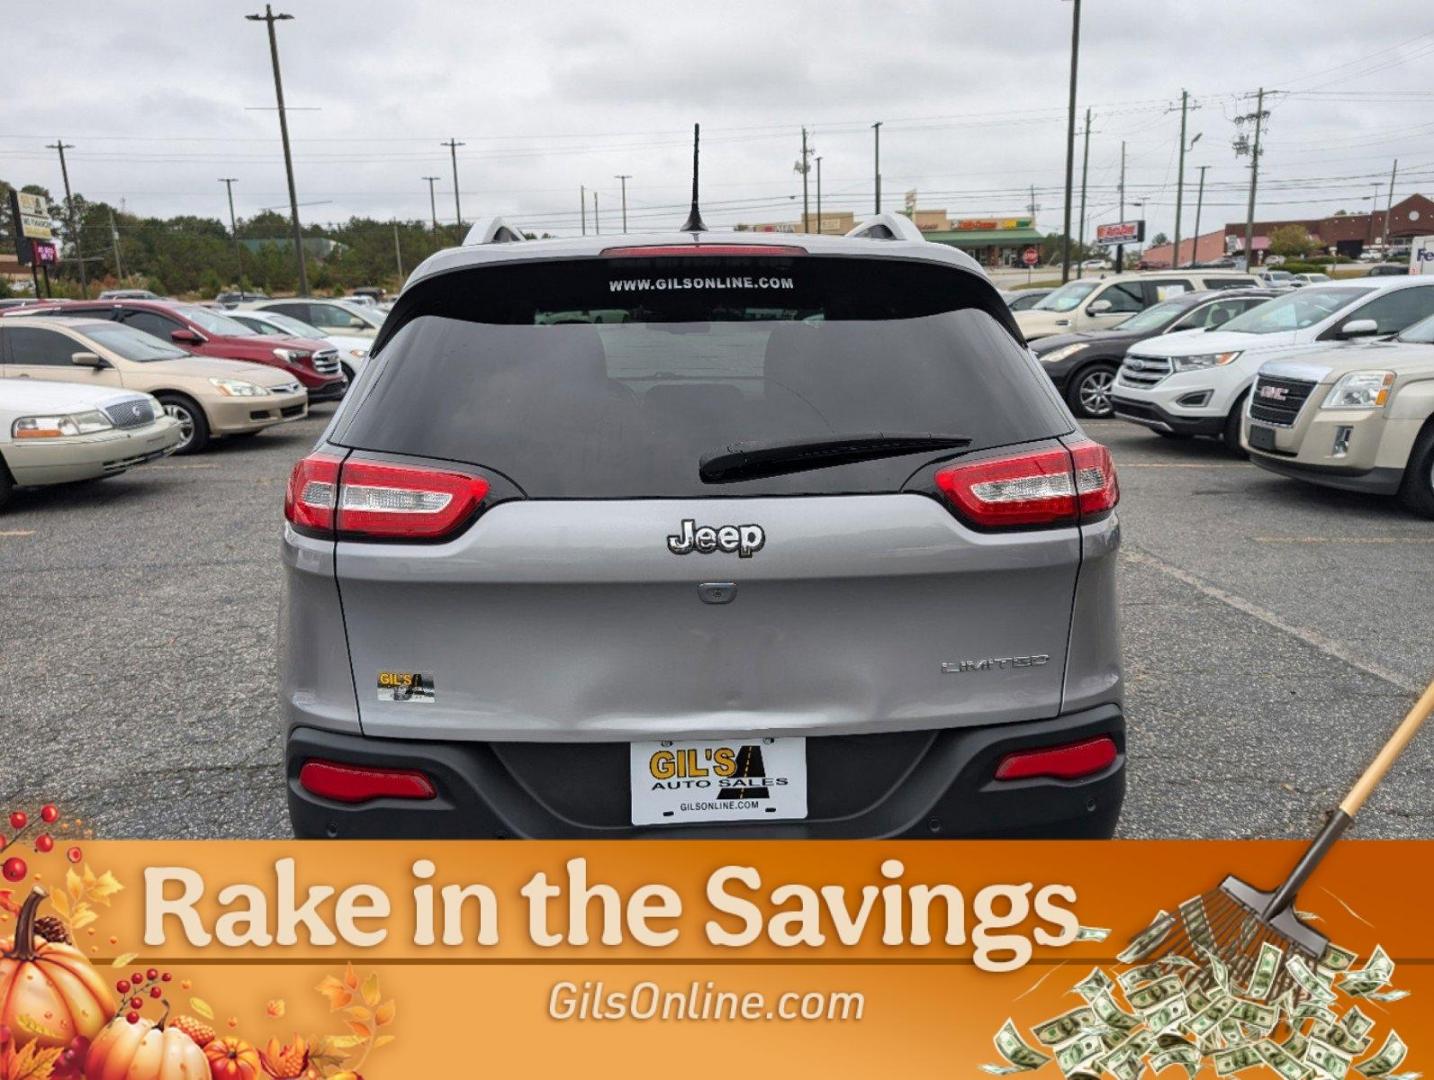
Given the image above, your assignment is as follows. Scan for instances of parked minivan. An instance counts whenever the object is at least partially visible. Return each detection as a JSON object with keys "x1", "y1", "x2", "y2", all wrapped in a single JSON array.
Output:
[
  {"x1": 1014, "y1": 271, "x2": 1260, "y2": 341},
  {"x1": 279, "y1": 217, "x2": 1125, "y2": 840}
]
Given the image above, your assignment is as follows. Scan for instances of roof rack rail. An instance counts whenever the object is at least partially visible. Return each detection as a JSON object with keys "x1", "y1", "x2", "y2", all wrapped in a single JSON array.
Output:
[
  {"x1": 461, "y1": 216, "x2": 528, "y2": 245},
  {"x1": 845, "y1": 213, "x2": 926, "y2": 243}
]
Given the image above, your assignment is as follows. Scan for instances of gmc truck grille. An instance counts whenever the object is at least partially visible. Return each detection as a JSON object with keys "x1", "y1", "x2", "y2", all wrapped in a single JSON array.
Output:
[
  {"x1": 1249, "y1": 376, "x2": 1316, "y2": 427},
  {"x1": 103, "y1": 398, "x2": 157, "y2": 429},
  {"x1": 1118, "y1": 353, "x2": 1173, "y2": 388},
  {"x1": 311, "y1": 349, "x2": 340, "y2": 376}
]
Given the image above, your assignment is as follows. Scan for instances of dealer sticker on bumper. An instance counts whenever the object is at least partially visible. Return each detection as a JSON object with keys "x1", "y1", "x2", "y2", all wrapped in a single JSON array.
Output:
[{"x1": 629, "y1": 737, "x2": 807, "y2": 826}]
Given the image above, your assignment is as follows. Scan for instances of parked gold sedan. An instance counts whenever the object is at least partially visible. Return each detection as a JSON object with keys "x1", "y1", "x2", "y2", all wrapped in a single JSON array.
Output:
[{"x1": 0, "y1": 316, "x2": 307, "y2": 453}]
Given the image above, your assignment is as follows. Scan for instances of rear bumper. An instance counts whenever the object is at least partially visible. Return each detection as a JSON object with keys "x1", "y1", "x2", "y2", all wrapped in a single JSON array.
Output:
[
  {"x1": 286, "y1": 703, "x2": 1125, "y2": 840},
  {"x1": 1110, "y1": 395, "x2": 1225, "y2": 437}
]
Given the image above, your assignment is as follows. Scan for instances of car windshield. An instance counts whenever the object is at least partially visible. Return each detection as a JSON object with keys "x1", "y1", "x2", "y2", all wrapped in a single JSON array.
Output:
[
  {"x1": 1032, "y1": 280, "x2": 1100, "y2": 312},
  {"x1": 1396, "y1": 313, "x2": 1434, "y2": 344},
  {"x1": 262, "y1": 312, "x2": 325, "y2": 338},
  {"x1": 83, "y1": 323, "x2": 192, "y2": 362},
  {"x1": 336, "y1": 303, "x2": 384, "y2": 328},
  {"x1": 1112, "y1": 298, "x2": 1189, "y2": 333},
  {"x1": 1219, "y1": 287, "x2": 1373, "y2": 334},
  {"x1": 179, "y1": 306, "x2": 255, "y2": 336}
]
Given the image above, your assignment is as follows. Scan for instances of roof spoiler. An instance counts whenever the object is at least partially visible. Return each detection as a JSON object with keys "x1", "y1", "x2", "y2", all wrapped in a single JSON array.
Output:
[
  {"x1": 845, "y1": 213, "x2": 926, "y2": 243},
  {"x1": 461, "y1": 216, "x2": 528, "y2": 245}
]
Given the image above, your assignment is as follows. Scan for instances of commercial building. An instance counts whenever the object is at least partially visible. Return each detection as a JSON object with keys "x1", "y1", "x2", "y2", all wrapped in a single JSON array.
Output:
[
  {"x1": 1139, "y1": 229, "x2": 1228, "y2": 269},
  {"x1": 1224, "y1": 194, "x2": 1434, "y2": 260},
  {"x1": 737, "y1": 206, "x2": 1043, "y2": 266}
]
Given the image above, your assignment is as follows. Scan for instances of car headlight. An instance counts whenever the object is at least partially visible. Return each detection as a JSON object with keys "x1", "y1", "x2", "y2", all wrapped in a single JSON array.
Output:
[
  {"x1": 1172, "y1": 351, "x2": 1242, "y2": 372},
  {"x1": 209, "y1": 378, "x2": 271, "y2": 397},
  {"x1": 273, "y1": 347, "x2": 312, "y2": 363},
  {"x1": 11, "y1": 410, "x2": 114, "y2": 439},
  {"x1": 1323, "y1": 370, "x2": 1395, "y2": 410},
  {"x1": 347, "y1": 347, "x2": 369, "y2": 359},
  {"x1": 1038, "y1": 343, "x2": 1087, "y2": 364}
]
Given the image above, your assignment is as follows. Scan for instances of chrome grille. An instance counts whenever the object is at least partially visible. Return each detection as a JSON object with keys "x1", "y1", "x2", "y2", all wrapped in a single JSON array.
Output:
[
  {"x1": 1118, "y1": 353, "x2": 1173, "y2": 389},
  {"x1": 103, "y1": 398, "x2": 157, "y2": 429},
  {"x1": 1249, "y1": 376, "x2": 1316, "y2": 427},
  {"x1": 311, "y1": 349, "x2": 340, "y2": 376}
]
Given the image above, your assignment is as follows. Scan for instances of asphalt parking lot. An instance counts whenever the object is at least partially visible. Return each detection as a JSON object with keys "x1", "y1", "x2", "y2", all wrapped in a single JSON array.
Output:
[{"x1": 1, "y1": 409, "x2": 1431, "y2": 839}]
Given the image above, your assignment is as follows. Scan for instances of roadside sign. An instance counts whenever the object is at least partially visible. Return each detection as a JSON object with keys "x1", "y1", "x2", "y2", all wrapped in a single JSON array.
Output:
[
  {"x1": 15, "y1": 191, "x2": 52, "y2": 240},
  {"x1": 1022, "y1": 246, "x2": 1039, "y2": 267},
  {"x1": 32, "y1": 240, "x2": 57, "y2": 264},
  {"x1": 1411, "y1": 236, "x2": 1434, "y2": 276},
  {"x1": 1095, "y1": 220, "x2": 1145, "y2": 247}
]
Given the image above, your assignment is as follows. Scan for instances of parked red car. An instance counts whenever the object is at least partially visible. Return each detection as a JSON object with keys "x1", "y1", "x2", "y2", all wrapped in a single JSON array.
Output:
[{"x1": 4, "y1": 299, "x2": 347, "y2": 400}]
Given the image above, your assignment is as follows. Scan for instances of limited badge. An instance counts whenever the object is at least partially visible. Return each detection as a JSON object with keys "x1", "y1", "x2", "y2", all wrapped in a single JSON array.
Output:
[{"x1": 377, "y1": 671, "x2": 435, "y2": 703}]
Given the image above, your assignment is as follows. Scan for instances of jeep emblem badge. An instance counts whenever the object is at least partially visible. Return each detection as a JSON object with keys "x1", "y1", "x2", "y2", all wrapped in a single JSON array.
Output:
[{"x1": 667, "y1": 518, "x2": 766, "y2": 558}]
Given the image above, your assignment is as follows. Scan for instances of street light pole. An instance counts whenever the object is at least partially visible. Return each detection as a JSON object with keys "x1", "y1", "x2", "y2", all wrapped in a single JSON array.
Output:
[
  {"x1": 421, "y1": 176, "x2": 439, "y2": 230},
  {"x1": 245, "y1": 5, "x2": 308, "y2": 296},
  {"x1": 871, "y1": 122, "x2": 882, "y2": 214},
  {"x1": 219, "y1": 177, "x2": 242, "y2": 278},
  {"x1": 815, "y1": 155, "x2": 823, "y2": 236},
  {"x1": 614, "y1": 174, "x2": 631, "y2": 233},
  {"x1": 593, "y1": 189, "x2": 600, "y2": 236},
  {"x1": 441, "y1": 139, "x2": 465, "y2": 236},
  {"x1": 580, "y1": 185, "x2": 586, "y2": 236},
  {"x1": 1076, "y1": 108, "x2": 1090, "y2": 280},
  {"x1": 1060, "y1": 0, "x2": 1082, "y2": 284},
  {"x1": 1191, "y1": 166, "x2": 1209, "y2": 268},
  {"x1": 47, "y1": 140, "x2": 87, "y2": 294}
]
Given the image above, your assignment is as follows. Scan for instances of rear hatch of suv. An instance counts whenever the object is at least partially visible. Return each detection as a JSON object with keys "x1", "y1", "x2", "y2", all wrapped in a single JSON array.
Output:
[{"x1": 314, "y1": 247, "x2": 1094, "y2": 748}]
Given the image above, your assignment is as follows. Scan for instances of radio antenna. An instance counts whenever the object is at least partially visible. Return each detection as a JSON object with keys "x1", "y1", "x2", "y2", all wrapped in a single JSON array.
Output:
[{"x1": 680, "y1": 122, "x2": 707, "y2": 233}]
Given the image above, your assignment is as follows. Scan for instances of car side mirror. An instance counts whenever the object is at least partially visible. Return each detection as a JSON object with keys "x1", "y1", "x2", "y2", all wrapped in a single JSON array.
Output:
[
  {"x1": 1087, "y1": 299, "x2": 1113, "y2": 315},
  {"x1": 1340, "y1": 318, "x2": 1379, "y2": 338},
  {"x1": 171, "y1": 328, "x2": 204, "y2": 345},
  {"x1": 70, "y1": 351, "x2": 104, "y2": 368}
]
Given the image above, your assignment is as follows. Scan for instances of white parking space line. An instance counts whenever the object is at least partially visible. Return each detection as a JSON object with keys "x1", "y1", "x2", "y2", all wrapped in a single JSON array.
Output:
[
  {"x1": 1118, "y1": 463, "x2": 1251, "y2": 469},
  {"x1": 1253, "y1": 537, "x2": 1434, "y2": 544},
  {"x1": 1124, "y1": 546, "x2": 1423, "y2": 695},
  {"x1": 148, "y1": 462, "x2": 220, "y2": 470},
  {"x1": 0, "y1": 530, "x2": 35, "y2": 538}
]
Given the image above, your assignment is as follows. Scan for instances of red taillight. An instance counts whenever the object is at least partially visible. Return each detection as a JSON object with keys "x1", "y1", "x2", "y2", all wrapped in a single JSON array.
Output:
[
  {"x1": 298, "y1": 760, "x2": 436, "y2": 803},
  {"x1": 284, "y1": 452, "x2": 341, "y2": 534},
  {"x1": 285, "y1": 454, "x2": 490, "y2": 541},
  {"x1": 599, "y1": 244, "x2": 808, "y2": 257},
  {"x1": 994, "y1": 736, "x2": 1119, "y2": 782},
  {"x1": 933, "y1": 442, "x2": 1118, "y2": 529}
]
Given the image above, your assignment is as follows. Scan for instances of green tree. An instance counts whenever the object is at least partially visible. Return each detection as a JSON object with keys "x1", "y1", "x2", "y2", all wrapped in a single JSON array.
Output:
[{"x1": 1269, "y1": 225, "x2": 1314, "y2": 259}]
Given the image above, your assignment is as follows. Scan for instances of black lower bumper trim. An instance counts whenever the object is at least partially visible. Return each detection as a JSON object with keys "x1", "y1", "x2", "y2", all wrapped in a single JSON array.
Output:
[
  {"x1": 1110, "y1": 396, "x2": 1225, "y2": 437},
  {"x1": 286, "y1": 705, "x2": 1126, "y2": 840},
  {"x1": 1248, "y1": 453, "x2": 1404, "y2": 495},
  {"x1": 306, "y1": 379, "x2": 349, "y2": 402}
]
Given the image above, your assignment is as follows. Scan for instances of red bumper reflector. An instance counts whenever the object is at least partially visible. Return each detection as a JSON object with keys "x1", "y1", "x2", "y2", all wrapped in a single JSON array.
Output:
[
  {"x1": 993, "y1": 736, "x2": 1118, "y2": 782},
  {"x1": 298, "y1": 760, "x2": 437, "y2": 804}
]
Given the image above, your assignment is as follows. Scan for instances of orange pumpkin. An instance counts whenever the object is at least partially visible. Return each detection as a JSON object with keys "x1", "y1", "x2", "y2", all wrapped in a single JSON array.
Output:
[
  {"x1": 204, "y1": 1036, "x2": 261, "y2": 1080},
  {"x1": 0, "y1": 888, "x2": 115, "y2": 1050},
  {"x1": 84, "y1": 1015, "x2": 208, "y2": 1080}
]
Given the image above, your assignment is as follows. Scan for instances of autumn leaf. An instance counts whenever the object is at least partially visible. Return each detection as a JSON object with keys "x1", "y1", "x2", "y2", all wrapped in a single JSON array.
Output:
[
  {"x1": 87, "y1": 869, "x2": 124, "y2": 905},
  {"x1": 266, "y1": 999, "x2": 286, "y2": 1019},
  {"x1": 321, "y1": 1035, "x2": 365, "y2": 1052},
  {"x1": 2, "y1": 1040, "x2": 64, "y2": 1080},
  {"x1": 342, "y1": 1006, "x2": 371, "y2": 1025},
  {"x1": 0, "y1": 890, "x2": 19, "y2": 917},
  {"x1": 316, "y1": 975, "x2": 353, "y2": 1011},
  {"x1": 373, "y1": 1000, "x2": 395, "y2": 1027},
  {"x1": 344, "y1": 1020, "x2": 372, "y2": 1040},
  {"x1": 71, "y1": 908, "x2": 98, "y2": 931},
  {"x1": 189, "y1": 997, "x2": 215, "y2": 1020},
  {"x1": 46, "y1": 891, "x2": 69, "y2": 920},
  {"x1": 111, "y1": 952, "x2": 138, "y2": 968},
  {"x1": 360, "y1": 972, "x2": 381, "y2": 1008},
  {"x1": 373, "y1": 1034, "x2": 396, "y2": 1049},
  {"x1": 65, "y1": 869, "x2": 84, "y2": 905},
  {"x1": 342, "y1": 962, "x2": 359, "y2": 990}
]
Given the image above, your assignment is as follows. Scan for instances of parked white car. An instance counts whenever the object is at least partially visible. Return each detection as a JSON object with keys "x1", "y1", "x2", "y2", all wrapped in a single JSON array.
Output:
[
  {"x1": 228, "y1": 309, "x2": 370, "y2": 383},
  {"x1": 1014, "y1": 271, "x2": 1259, "y2": 340},
  {"x1": 248, "y1": 298, "x2": 384, "y2": 340},
  {"x1": 1110, "y1": 278, "x2": 1434, "y2": 451},
  {"x1": 0, "y1": 379, "x2": 182, "y2": 508}
]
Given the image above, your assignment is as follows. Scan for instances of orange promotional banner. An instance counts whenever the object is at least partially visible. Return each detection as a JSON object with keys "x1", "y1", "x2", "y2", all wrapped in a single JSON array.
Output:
[{"x1": 0, "y1": 839, "x2": 1429, "y2": 1077}]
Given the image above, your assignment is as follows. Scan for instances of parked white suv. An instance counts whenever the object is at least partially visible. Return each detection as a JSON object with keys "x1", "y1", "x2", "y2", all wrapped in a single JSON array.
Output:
[
  {"x1": 1014, "y1": 271, "x2": 1259, "y2": 341},
  {"x1": 1109, "y1": 278, "x2": 1434, "y2": 451}
]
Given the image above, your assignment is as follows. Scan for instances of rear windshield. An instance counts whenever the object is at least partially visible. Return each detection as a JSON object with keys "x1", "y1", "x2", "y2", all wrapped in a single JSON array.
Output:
[{"x1": 334, "y1": 255, "x2": 1069, "y2": 498}]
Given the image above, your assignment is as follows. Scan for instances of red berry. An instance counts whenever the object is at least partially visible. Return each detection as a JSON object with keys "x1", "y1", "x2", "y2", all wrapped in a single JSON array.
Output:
[
  {"x1": 126, "y1": 1012, "x2": 139, "y2": 1024},
  {"x1": 131, "y1": 972, "x2": 143, "y2": 985},
  {"x1": 8, "y1": 812, "x2": 26, "y2": 831},
  {"x1": 35, "y1": 834, "x2": 54, "y2": 853},
  {"x1": 40, "y1": 805, "x2": 58, "y2": 824},
  {"x1": 116, "y1": 980, "x2": 130, "y2": 994},
  {"x1": 129, "y1": 997, "x2": 143, "y2": 1010},
  {"x1": 149, "y1": 986, "x2": 162, "y2": 999},
  {"x1": 0, "y1": 834, "x2": 7, "y2": 849},
  {"x1": 161, "y1": 972, "x2": 172, "y2": 982},
  {"x1": 2, "y1": 857, "x2": 26, "y2": 882},
  {"x1": 66, "y1": 846, "x2": 82, "y2": 864},
  {"x1": 146, "y1": 968, "x2": 159, "y2": 981}
]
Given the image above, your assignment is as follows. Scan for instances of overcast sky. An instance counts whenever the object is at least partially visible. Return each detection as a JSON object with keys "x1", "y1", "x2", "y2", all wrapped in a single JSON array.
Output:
[{"x1": 4, "y1": 1, "x2": 1432, "y2": 241}]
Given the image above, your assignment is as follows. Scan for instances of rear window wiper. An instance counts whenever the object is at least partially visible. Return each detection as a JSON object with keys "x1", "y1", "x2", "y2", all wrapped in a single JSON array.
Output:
[{"x1": 699, "y1": 432, "x2": 971, "y2": 484}]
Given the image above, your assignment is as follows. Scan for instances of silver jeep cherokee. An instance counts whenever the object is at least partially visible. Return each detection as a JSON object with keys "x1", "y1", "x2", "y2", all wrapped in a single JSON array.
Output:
[{"x1": 279, "y1": 215, "x2": 1125, "y2": 839}]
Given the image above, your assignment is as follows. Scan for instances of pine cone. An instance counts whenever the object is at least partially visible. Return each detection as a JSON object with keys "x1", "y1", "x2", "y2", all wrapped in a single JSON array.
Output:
[
  {"x1": 33, "y1": 915, "x2": 70, "y2": 944},
  {"x1": 170, "y1": 1015, "x2": 216, "y2": 1048}
]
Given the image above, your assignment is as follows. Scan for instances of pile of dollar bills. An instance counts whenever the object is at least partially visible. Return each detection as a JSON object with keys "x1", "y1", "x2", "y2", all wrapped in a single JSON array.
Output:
[{"x1": 983, "y1": 900, "x2": 1414, "y2": 1080}]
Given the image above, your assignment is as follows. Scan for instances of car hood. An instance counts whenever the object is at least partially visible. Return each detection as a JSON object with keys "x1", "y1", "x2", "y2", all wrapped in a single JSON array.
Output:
[
  {"x1": 139, "y1": 356, "x2": 302, "y2": 385},
  {"x1": 1128, "y1": 328, "x2": 1298, "y2": 358},
  {"x1": 1032, "y1": 328, "x2": 1146, "y2": 353},
  {"x1": 1014, "y1": 309, "x2": 1081, "y2": 338},
  {"x1": 1259, "y1": 340, "x2": 1434, "y2": 383},
  {"x1": 0, "y1": 379, "x2": 154, "y2": 413},
  {"x1": 323, "y1": 334, "x2": 371, "y2": 354},
  {"x1": 244, "y1": 334, "x2": 335, "y2": 353}
]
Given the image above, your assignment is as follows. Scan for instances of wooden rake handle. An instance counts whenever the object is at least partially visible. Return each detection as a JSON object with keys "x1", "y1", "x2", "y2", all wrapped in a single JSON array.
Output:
[{"x1": 1340, "y1": 675, "x2": 1434, "y2": 818}]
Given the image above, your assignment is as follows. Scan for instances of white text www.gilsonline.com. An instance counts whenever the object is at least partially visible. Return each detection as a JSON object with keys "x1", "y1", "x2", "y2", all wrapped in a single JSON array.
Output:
[
  {"x1": 609, "y1": 276, "x2": 796, "y2": 291},
  {"x1": 548, "y1": 979, "x2": 865, "y2": 1022}
]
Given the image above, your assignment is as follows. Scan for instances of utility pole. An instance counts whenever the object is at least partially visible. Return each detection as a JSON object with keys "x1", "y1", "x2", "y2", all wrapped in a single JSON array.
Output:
[
  {"x1": 108, "y1": 208, "x2": 124, "y2": 279},
  {"x1": 1237, "y1": 87, "x2": 1267, "y2": 270},
  {"x1": 1382, "y1": 159, "x2": 1398, "y2": 248},
  {"x1": 593, "y1": 189, "x2": 600, "y2": 235},
  {"x1": 1115, "y1": 141, "x2": 1126, "y2": 270},
  {"x1": 815, "y1": 156, "x2": 823, "y2": 235},
  {"x1": 47, "y1": 140, "x2": 87, "y2": 294},
  {"x1": 1190, "y1": 165, "x2": 1209, "y2": 267},
  {"x1": 421, "y1": 176, "x2": 439, "y2": 230},
  {"x1": 1367, "y1": 183, "x2": 1382, "y2": 248},
  {"x1": 797, "y1": 128, "x2": 813, "y2": 232},
  {"x1": 614, "y1": 174, "x2": 631, "y2": 233},
  {"x1": 393, "y1": 221, "x2": 403, "y2": 279},
  {"x1": 1173, "y1": 90, "x2": 1188, "y2": 273},
  {"x1": 441, "y1": 138, "x2": 464, "y2": 236},
  {"x1": 580, "y1": 185, "x2": 586, "y2": 236},
  {"x1": 1060, "y1": 0, "x2": 1082, "y2": 283},
  {"x1": 219, "y1": 177, "x2": 242, "y2": 276},
  {"x1": 245, "y1": 5, "x2": 308, "y2": 296},
  {"x1": 872, "y1": 121, "x2": 882, "y2": 213},
  {"x1": 1076, "y1": 108, "x2": 1091, "y2": 279}
]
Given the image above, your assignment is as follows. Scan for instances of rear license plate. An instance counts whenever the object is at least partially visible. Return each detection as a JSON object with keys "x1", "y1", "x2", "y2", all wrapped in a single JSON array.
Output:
[
  {"x1": 1249, "y1": 423, "x2": 1278, "y2": 451},
  {"x1": 629, "y1": 737, "x2": 807, "y2": 826}
]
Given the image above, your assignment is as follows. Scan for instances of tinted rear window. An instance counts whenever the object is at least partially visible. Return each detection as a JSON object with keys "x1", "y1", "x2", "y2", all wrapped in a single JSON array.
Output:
[{"x1": 334, "y1": 255, "x2": 1070, "y2": 498}]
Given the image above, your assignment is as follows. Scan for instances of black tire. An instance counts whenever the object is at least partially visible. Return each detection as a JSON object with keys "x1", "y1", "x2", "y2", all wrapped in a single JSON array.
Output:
[
  {"x1": 1223, "y1": 392, "x2": 1249, "y2": 457},
  {"x1": 156, "y1": 393, "x2": 210, "y2": 455},
  {"x1": 341, "y1": 362, "x2": 356, "y2": 384},
  {"x1": 1065, "y1": 363, "x2": 1118, "y2": 419},
  {"x1": 1397, "y1": 422, "x2": 1434, "y2": 519},
  {"x1": 0, "y1": 458, "x2": 12, "y2": 511}
]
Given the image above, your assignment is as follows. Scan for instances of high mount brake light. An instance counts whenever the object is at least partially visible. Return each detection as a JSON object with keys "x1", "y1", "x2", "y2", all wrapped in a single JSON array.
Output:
[
  {"x1": 933, "y1": 441, "x2": 1118, "y2": 529},
  {"x1": 994, "y1": 736, "x2": 1119, "y2": 782},
  {"x1": 599, "y1": 244, "x2": 808, "y2": 258},
  {"x1": 284, "y1": 455, "x2": 490, "y2": 541}
]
